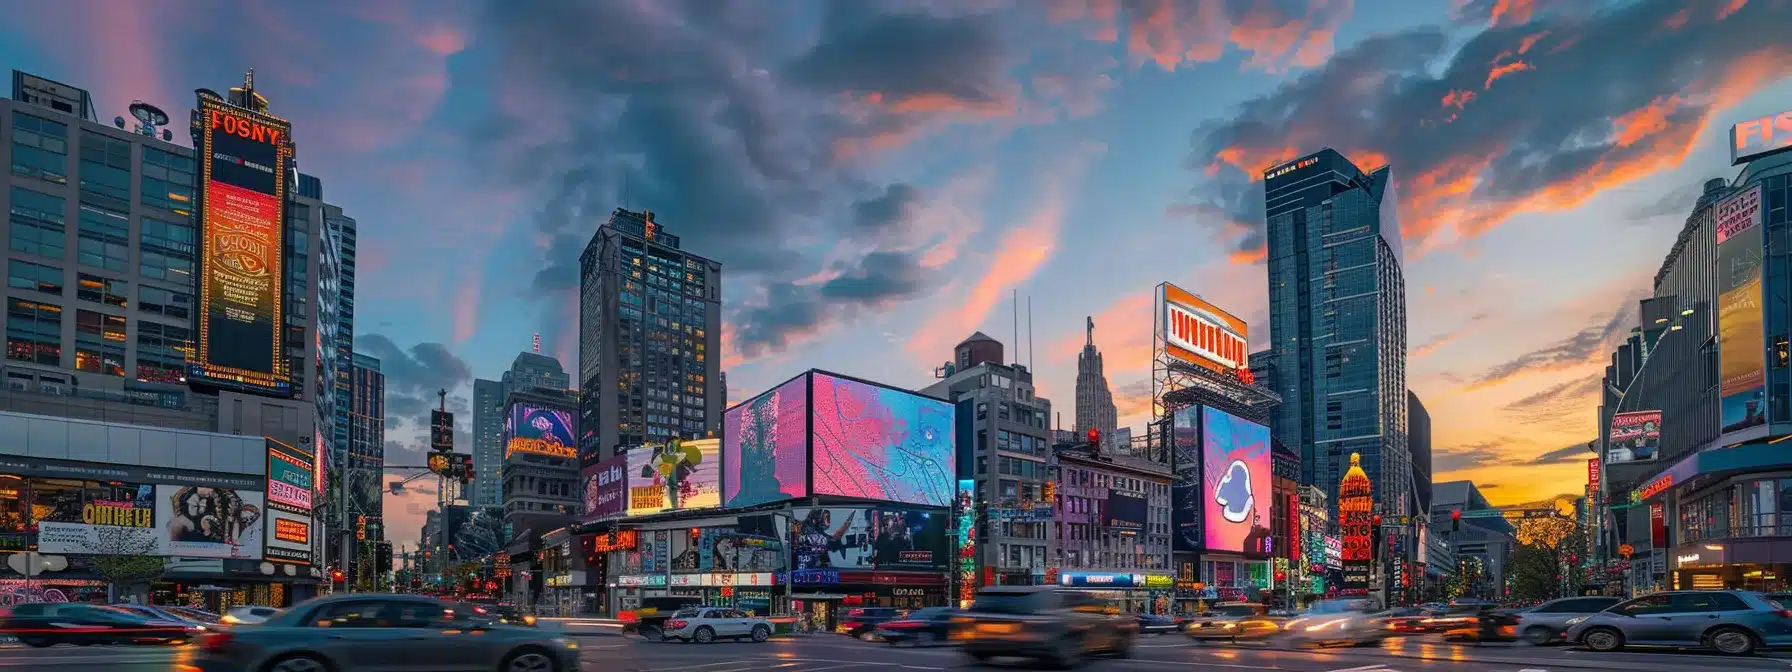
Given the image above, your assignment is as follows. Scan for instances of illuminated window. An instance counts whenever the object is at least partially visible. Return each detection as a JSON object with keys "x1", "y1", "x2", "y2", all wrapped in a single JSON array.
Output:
[
  {"x1": 5, "y1": 298, "x2": 61, "y2": 365},
  {"x1": 7, "y1": 260, "x2": 63, "y2": 296},
  {"x1": 135, "y1": 321, "x2": 190, "y2": 384},
  {"x1": 140, "y1": 148, "x2": 194, "y2": 215},
  {"x1": 76, "y1": 273, "x2": 127, "y2": 308},
  {"x1": 11, "y1": 112, "x2": 68, "y2": 183},
  {"x1": 73, "y1": 309, "x2": 124, "y2": 376},
  {"x1": 9, "y1": 187, "x2": 66, "y2": 259}
]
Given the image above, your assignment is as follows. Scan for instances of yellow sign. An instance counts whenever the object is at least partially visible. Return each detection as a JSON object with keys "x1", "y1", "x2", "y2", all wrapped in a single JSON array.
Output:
[{"x1": 83, "y1": 503, "x2": 151, "y2": 527}]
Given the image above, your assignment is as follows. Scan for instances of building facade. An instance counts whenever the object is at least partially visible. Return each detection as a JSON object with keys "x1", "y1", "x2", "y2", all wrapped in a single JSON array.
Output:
[
  {"x1": 473, "y1": 352, "x2": 570, "y2": 511},
  {"x1": 1408, "y1": 391, "x2": 1432, "y2": 520},
  {"x1": 1074, "y1": 317, "x2": 1118, "y2": 450},
  {"x1": 500, "y1": 386, "x2": 581, "y2": 541},
  {"x1": 347, "y1": 352, "x2": 383, "y2": 540},
  {"x1": 577, "y1": 208, "x2": 721, "y2": 466},
  {"x1": 1052, "y1": 447, "x2": 1174, "y2": 613}
]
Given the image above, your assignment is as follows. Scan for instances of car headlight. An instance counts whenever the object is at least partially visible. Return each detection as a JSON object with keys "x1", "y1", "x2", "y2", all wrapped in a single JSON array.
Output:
[
  {"x1": 552, "y1": 637, "x2": 578, "y2": 650},
  {"x1": 1565, "y1": 617, "x2": 1587, "y2": 626}
]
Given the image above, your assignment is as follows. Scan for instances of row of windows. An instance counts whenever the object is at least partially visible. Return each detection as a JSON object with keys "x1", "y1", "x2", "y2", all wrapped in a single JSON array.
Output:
[
  {"x1": 7, "y1": 260, "x2": 192, "y2": 317},
  {"x1": 5, "y1": 297, "x2": 192, "y2": 381},
  {"x1": 8, "y1": 186, "x2": 198, "y2": 282}
]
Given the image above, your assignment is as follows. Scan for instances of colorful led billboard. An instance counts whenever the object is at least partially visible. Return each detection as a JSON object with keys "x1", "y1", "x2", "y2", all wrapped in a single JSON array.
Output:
[
  {"x1": 664, "y1": 438, "x2": 720, "y2": 510},
  {"x1": 583, "y1": 452, "x2": 627, "y2": 521},
  {"x1": 1607, "y1": 410, "x2": 1661, "y2": 464},
  {"x1": 626, "y1": 446, "x2": 668, "y2": 516},
  {"x1": 156, "y1": 485, "x2": 265, "y2": 559},
  {"x1": 1170, "y1": 405, "x2": 1201, "y2": 552},
  {"x1": 810, "y1": 372, "x2": 954, "y2": 506},
  {"x1": 1105, "y1": 493, "x2": 1147, "y2": 534},
  {"x1": 1202, "y1": 406, "x2": 1270, "y2": 554},
  {"x1": 1717, "y1": 185, "x2": 1768, "y2": 442},
  {"x1": 791, "y1": 507, "x2": 874, "y2": 569},
  {"x1": 505, "y1": 404, "x2": 577, "y2": 460},
  {"x1": 190, "y1": 94, "x2": 293, "y2": 396},
  {"x1": 723, "y1": 374, "x2": 809, "y2": 507},
  {"x1": 1159, "y1": 282, "x2": 1248, "y2": 375},
  {"x1": 264, "y1": 438, "x2": 313, "y2": 564}
]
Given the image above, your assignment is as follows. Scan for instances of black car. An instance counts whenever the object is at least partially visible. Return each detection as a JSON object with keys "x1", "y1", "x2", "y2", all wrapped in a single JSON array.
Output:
[
  {"x1": 1136, "y1": 613, "x2": 1179, "y2": 634},
  {"x1": 875, "y1": 607, "x2": 957, "y2": 645},
  {"x1": 841, "y1": 607, "x2": 901, "y2": 640},
  {"x1": 0, "y1": 602, "x2": 194, "y2": 647},
  {"x1": 488, "y1": 604, "x2": 537, "y2": 627}
]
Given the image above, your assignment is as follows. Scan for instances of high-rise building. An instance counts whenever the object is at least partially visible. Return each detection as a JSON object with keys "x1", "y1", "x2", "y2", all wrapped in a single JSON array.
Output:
[
  {"x1": 1408, "y1": 391, "x2": 1431, "y2": 519},
  {"x1": 1074, "y1": 317, "x2": 1118, "y2": 450},
  {"x1": 327, "y1": 210, "x2": 357, "y2": 481},
  {"x1": 1263, "y1": 149, "x2": 1410, "y2": 520},
  {"x1": 578, "y1": 208, "x2": 722, "y2": 465},
  {"x1": 348, "y1": 353, "x2": 384, "y2": 537},
  {"x1": 474, "y1": 352, "x2": 570, "y2": 511},
  {"x1": 501, "y1": 383, "x2": 580, "y2": 540}
]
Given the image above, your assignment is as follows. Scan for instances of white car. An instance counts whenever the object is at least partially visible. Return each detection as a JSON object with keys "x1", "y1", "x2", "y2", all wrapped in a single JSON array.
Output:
[
  {"x1": 220, "y1": 605, "x2": 281, "y2": 625},
  {"x1": 1286, "y1": 599, "x2": 1395, "y2": 648},
  {"x1": 662, "y1": 607, "x2": 773, "y2": 643}
]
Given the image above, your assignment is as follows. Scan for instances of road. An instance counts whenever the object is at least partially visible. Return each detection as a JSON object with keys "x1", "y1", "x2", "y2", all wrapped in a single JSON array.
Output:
[{"x1": 3, "y1": 631, "x2": 1790, "y2": 671}]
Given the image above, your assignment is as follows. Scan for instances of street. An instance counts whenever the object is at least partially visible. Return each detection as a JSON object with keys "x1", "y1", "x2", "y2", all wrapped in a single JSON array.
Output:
[{"x1": 9, "y1": 632, "x2": 1792, "y2": 672}]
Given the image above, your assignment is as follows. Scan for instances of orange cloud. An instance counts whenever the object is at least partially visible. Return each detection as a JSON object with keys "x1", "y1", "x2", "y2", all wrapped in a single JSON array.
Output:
[
  {"x1": 1487, "y1": 0, "x2": 1535, "y2": 27},
  {"x1": 1209, "y1": 145, "x2": 1302, "y2": 179},
  {"x1": 908, "y1": 200, "x2": 1062, "y2": 360},
  {"x1": 719, "y1": 323, "x2": 746, "y2": 371},
  {"x1": 1611, "y1": 95, "x2": 1683, "y2": 148},
  {"x1": 1229, "y1": 246, "x2": 1268, "y2": 265},
  {"x1": 1048, "y1": 291, "x2": 1155, "y2": 376},
  {"x1": 1442, "y1": 89, "x2": 1476, "y2": 110},
  {"x1": 1719, "y1": 0, "x2": 1749, "y2": 20},
  {"x1": 1517, "y1": 31, "x2": 1549, "y2": 55},
  {"x1": 1485, "y1": 60, "x2": 1534, "y2": 89}
]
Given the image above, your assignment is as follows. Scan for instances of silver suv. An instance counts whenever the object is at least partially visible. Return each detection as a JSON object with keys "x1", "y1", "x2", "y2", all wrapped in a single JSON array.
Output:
[
  {"x1": 1565, "y1": 590, "x2": 1792, "y2": 655},
  {"x1": 1517, "y1": 596, "x2": 1619, "y2": 645}
]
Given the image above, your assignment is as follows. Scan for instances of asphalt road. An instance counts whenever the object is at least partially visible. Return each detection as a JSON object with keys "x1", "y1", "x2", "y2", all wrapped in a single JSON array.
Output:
[{"x1": 5, "y1": 631, "x2": 1791, "y2": 671}]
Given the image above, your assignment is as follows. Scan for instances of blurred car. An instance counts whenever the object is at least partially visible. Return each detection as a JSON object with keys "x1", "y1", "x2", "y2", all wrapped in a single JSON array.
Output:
[
  {"x1": 1382, "y1": 607, "x2": 1433, "y2": 634},
  {"x1": 875, "y1": 606, "x2": 956, "y2": 645},
  {"x1": 1136, "y1": 613, "x2": 1180, "y2": 635},
  {"x1": 167, "y1": 607, "x2": 223, "y2": 625},
  {"x1": 1516, "y1": 596, "x2": 1619, "y2": 645},
  {"x1": 840, "y1": 607, "x2": 901, "y2": 640},
  {"x1": 661, "y1": 607, "x2": 772, "y2": 643},
  {"x1": 1441, "y1": 604, "x2": 1521, "y2": 643},
  {"x1": 1185, "y1": 603, "x2": 1281, "y2": 641},
  {"x1": 190, "y1": 593, "x2": 581, "y2": 672},
  {"x1": 108, "y1": 604, "x2": 210, "y2": 630},
  {"x1": 952, "y1": 586, "x2": 1136, "y2": 667},
  {"x1": 623, "y1": 596, "x2": 704, "y2": 640},
  {"x1": 489, "y1": 604, "x2": 537, "y2": 627},
  {"x1": 0, "y1": 603, "x2": 195, "y2": 647},
  {"x1": 221, "y1": 606, "x2": 281, "y2": 625},
  {"x1": 1565, "y1": 590, "x2": 1792, "y2": 656},
  {"x1": 1286, "y1": 598, "x2": 1394, "y2": 648}
]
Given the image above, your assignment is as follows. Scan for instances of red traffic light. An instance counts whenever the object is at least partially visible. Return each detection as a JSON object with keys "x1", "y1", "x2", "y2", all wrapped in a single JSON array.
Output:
[
  {"x1": 1371, "y1": 514, "x2": 1382, "y2": 527},
  {"x1": 331, "y1": 569, "x2": 345, "y2": 582},
  {"x1": 1086, "y1": 428, "x2": 1100, "y2": 445},
  {"x1": 1450, "y1": 509, "x2": 1461, "y2": 520}
]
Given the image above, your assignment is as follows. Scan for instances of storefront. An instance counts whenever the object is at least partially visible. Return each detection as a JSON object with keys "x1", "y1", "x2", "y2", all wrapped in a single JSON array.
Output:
[
  {"x1": 788, "y1": 569, "x2": 948, "y2": 630},
  {"x1": 1197, "y1": 555, "x2": 1271, "y2": 603},
  {"x1": 1058, "y1": 571, "x2": 1174, "y2": 614}
]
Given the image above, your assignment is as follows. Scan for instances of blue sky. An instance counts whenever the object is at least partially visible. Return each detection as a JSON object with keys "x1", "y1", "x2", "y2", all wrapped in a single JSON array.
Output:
[{"x1": 4, "y1": 0, "x2": 1788, "y2": 547}]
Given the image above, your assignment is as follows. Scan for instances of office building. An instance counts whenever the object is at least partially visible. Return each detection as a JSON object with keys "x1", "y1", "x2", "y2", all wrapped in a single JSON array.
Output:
[
  {"x1": 1433, "y1": 480, "x2": 1512, "y2": 599},
  {"x1": 1262, "y1": 149, "x2": 1410, "y2": 520},
  {"x1": 500, "y1": 383, "x2": 580, "y2": 540},
  {"x1": 347, "y1": 352, "x2": 384, "y2": 540},
  {"x1": 577, "y1": 208, "x2": 722, "y2": 465},
  {"x1": 1051, "y1": 442, "x2": 1173, "y2": 612},
  {"x1": 921, "y1": 332, "x2": 1055, "y2": 587},
  {"x1": 1074, "y1": 317, "x2": 1117, "y2": 450},
  {"x1": 327, "y1": 209, "x2": 357, "y2": 487},
  {"x1": 473, "y1": 351, "x2": 570, "y2": 510},
  {"x1": 1408, "y1": 391, "x2": 1432, "y2": 519}
]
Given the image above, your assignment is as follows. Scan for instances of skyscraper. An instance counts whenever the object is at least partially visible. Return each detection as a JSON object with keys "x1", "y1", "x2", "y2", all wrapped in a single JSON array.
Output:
[
  {"x1": 577, "y1": 208, "x2": 722, "y2": 465},
  {"x1": 348, "y1": 352, "x2": 384, "y2": 540},
  {"x1": 472, "y1": 352, "x2": 571, "y2": 509},
  {"x1": 1263, "y1": 149, "x2": 1410, "y2": 518},
  {"x1": 1074, "y1": 316, "x2": 1118, "y2": 449}
]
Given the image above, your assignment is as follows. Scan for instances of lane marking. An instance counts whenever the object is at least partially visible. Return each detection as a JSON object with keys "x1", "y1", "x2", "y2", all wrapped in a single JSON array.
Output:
[{"x1": 1326, "y1": 665, "x2": 1389, "y2": 672}]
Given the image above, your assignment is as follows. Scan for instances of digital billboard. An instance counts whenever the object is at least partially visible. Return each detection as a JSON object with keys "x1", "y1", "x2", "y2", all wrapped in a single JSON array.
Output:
[
  {"x1": 1202, "y1": 406, "x2": 1271, "y2": 554},
  {"x1": 1338, "y1": 453, "x2": 1373, "y2": 595},
  {"x1": 662, "y1": 438, "x2": 719, "y2": 511},
  {"x1": 1159, "y1": 282, "x2": 1248, "y2": 374},
  {"x1": 264, "y1": 438, "x2": 313, "y2": 564},
  {"x1": 34, "y1": 481, "x2": 158, "y2": 556},
  {"x1": 190, "y1": 94, "x2": 292, "y2": 396},
  {"x1": 723, "y1": 374, "x2": 809, "y2": 507},
  {"x1": 1170, "y1": 405, "x2": 1201, "y2": 552},
  {"x1": 872, "y1": 508, "x2": 947, "y2": 569},
  {"x1": 582, "y1": 452, "x2": 627, "y2": 521},
  {"x1": 810, "y1": 372, "x2": 954, "y2": 506},
  {"x1": 1717, "y1": 185, "x2": 1768, "y2": 443},
  {"x1": 506, "y1": 404, "x2": 577, "y2": 460},
  {"x1": 626, "y1": 446, "x2": 668, "y2": 516},
  {"x1": 1105, "y1": 493, "x2": 1147, "y2": 534},
  {"x1": 792, "y1": 507, "x2": 874, "y2": 570},
  {"x1": 1607, "y1": 410, "x2": 1661, "y2": 464},
  {"x1": 155, "y1": 485, "x2": 265, "y2": 559},
  {"x1": 1731, "y1": 111, "x2": 1792, "y2": 165}
]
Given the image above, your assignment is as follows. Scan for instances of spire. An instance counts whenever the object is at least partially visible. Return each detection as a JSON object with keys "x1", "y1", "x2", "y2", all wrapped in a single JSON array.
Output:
[{"x1": 1085, "y1": 316, "x2": 1094, "y2": 347}]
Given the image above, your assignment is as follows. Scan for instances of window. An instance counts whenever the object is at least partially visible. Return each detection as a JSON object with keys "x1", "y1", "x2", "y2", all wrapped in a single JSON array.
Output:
[
  {"x1": 138, "y1": 285, "x2": 192, "y2": 320},
  {"x1": 308, "y1": 600, "x2": 389, "y2": 628},
  {"x1": 139, "y1": 216, "x2": 195, "y2": 285},
  {"x1": 136, "y1": 321, "x2": 190, "y2": 384},
  {"x1": 8, "y1": 260, "x2": 62, "y2": 295},
  {"x1": 9, "y1": 187, "x2": 66, "y2": 259},
  {"x1": 76, "y1": 200, "x2": 130, "y2": 272},
  {"x1": 10, "y1": 112, "x2": 68, "y2": 183},
  {"x1": 140, "y1": 147, "x2": 194, "y2": 214},
  {"x1": 1672, "y1": 592, "x2": 1749, "y2": 612},
  {"x1": 78, "y1": 131, "x2": 131, "y2": 208},
  {"x1": 1613, "y1": 594, "x2": 1672, "y2": 616},
  {"x1": 73, "y1": 309, "x2": 124, "y2": 376},
  {"x1": 6, "y1": 298, "x2": 61, "y2": 365},
  {"x1": 76, "y1": 274, "x2": 126, "y2": 308}
]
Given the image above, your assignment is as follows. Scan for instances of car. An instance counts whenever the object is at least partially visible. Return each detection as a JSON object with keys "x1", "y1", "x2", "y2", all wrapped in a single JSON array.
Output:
[
  {"x1": 0, "y1": 603, "x2": 195, "y2": 647},
  {"x1": 839, "y1": 607, "x2": 901, "y2": 640},
  {"x1": 1136, "y1": 613, "x2": 1181, "y2": 634},
  {"x1": 1565, "y1": 590, "x2": 1792, "y2": 656},
  {"x1": 952, "y1": 586, "x2": 1136, "y2": 667},
  {"x1": 623, "y1": 596, "x2": 704, "y2": 640},
  {"x1": 490, "y1": 604, "x2": 538, "y2": 627},
  {"x1": 108, "y1": 604, "x2": 211, "y2": 630},
  {"x1": 874, "y1": 606, "x2": 956, "y2": 645},
  {"x1": 1285, "y1": 598, "x2": 1394, "y2": 648},
  {"x1": 221, "y1": 606, "x2": 281, "y2": 625},
  {"x1": 1382, "y1": 607, "x2": 1434, "y2": 634},
  {"x1": 166, "y1": 607, "x2": 224, "y2": 625},
  {"x1": 189, "y1": 593, "x2": 582, "y2": 672},
  {"x1": 1516, "y1": 596, "x2": 1620, "y2": 645},
  {"x1": 661, "y1": 607, "x2": 773, "y2": 643},
  {"x1": 1185, "y1": 603, "x2": 1282, "y2": 641}
]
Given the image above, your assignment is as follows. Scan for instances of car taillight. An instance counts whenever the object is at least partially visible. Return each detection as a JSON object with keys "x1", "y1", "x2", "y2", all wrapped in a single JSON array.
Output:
[
  {"x1": 847, "y1": 609, "x2": 864, "y2": 617},
  {"x1": 1775, "y1": 610, "x2": 1792, "y2": 618},
  {"x1": 884, "y1": 620, "x2": 920, "y2": 629},
  {"x1": 200, "y1": 632, "x2": 233, "y2": 651},
  {"x1": 618, "y1": 611, "x2": 639, "y2": 623},
  {"x1": 841, "y1": 621, "x2": 862, "y2": 630},
  {"x1": 666, "y1": 619, "x2": 688, "y2": 630}
]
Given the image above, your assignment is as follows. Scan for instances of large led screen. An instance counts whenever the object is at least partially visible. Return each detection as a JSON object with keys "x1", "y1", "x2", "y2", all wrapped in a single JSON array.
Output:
[
  {"x1": 264, "y1": 438, "x2": 314, "y2": 564},
  {"x1": 626, "y1": 446, "x2": 668, "y2": 516},
  {"x1": 873, "y1": 508, "x2": 947, "y2": 569},
  {"x1": 506, "y1": 404, "x2": 577, "y2": 460},
  {"x1": 1170, "y1": 405, "x2": 1201, "y2": 552},
  {"x1": 155, "y1": 485, "x2": 265, "y2": 559},
  {"x1": 1717, "y1": 185, "x2": 1768, "y2": 442},
  {"x1": 1202, "y1": 406, "x2": 1271, "y2": 554},
  {"x1": 665, "y1": 438, "x2": 720, "y2": 511},
  {"x1": 583, "y1": 453, "x2": 627, "y2": 521},
  {"x1": 723, "y1": 375, "x2": 809, "y2": 507},
  {"x1": 810, "y1": 372, "x2": 953, "y2": 506},
  {"x1": 191, "y1": 95, "x2": 293, "y2": 396},
  {"x1": 791, "y1": 507, "x2": 874, "y2": 570}
]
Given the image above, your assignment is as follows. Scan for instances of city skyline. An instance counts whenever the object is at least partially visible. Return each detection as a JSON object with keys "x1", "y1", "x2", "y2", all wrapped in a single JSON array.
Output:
[{"x1": 5, "y1": 0, "x2": 1788, "y2": 549}]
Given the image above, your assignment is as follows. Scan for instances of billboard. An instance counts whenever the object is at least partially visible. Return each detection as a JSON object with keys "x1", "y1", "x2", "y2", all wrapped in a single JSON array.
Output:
[
  {"x1": 626, "y1": 446, "x2": 668, "y2": 516},
  {"x1": 872, "y1": 508, "x2": 947, "y2": 569},
  {"x1": 1202, "y1": 406, "x2": 1271, "y2": 554},
  {"x1": 1717, "y1": 185, "x2": 1768, "y2": 442},
  {"x1": 810, "y1": 372, "x2": 954, "y2": 506},
  {"x1": 34, "y1": 481, "x2": 159, "y2": 556},
  {"x1": 1105, "y1": 493, "x2": 1147, "y2": 534},
  {"x1": 791, "y1": 507, "x2": 874, "y2": 570},
  {"x1": 156, "y1": 485, "x2": 265, "y2": 559},
  {"x1": 955, "y1": 479, "x2": 977, "y2": 607},
  {"x1": 1170, "y1": 405, "x2": 1201, "y2": 552},
  {"x1": 1607, "y1": 410, "x2": 1661, "y2": 463},
  {"x1": 1338, "y1": 453, "x2": 1373, "y2": 594},
  {"x1": 662, "y1": 438, "x2": 720, "y2": 511},
  {"x1": 506, "y1": 404, "x2": 577, "y2": 460},
  {"x1": 264, "y1": 438, "x2": 313, "y2": 564},
  {"x1": 1731, "y1": 111, "x2": 1792, "y2": 165},
  {"x1": 1159, "y1": 282, "x2": 1248, "y2": 374},
  {"x1": 723, "y1": 374, "x2": 809, "y2": 507},
  {"x1": 190, "y1": 94, "x2": 293, "y2": 396},
  {"x1": 430, "y1": 410, "x2": 455, "y2": 452},
  {"x1": 582, "y1": 453, "x2": 627, "y2": 521}
]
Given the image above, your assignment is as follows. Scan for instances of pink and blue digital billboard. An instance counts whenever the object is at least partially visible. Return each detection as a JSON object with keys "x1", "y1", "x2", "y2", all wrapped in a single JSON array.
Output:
[
  {"x1": 1202, "y1": 406, "x2": 1272, "y2": 555},
  {"x1": 810, "y1": 372, "x2": 954, "y2": 507},
  {"x1": 722, "y1": 374, "x2": 809, "y2": 507}
]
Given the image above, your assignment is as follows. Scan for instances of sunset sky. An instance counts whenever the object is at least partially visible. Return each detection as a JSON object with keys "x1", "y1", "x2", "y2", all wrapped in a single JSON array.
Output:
[{"x1": 4, "y1": 0, "x2": 1788, "y2": 549}]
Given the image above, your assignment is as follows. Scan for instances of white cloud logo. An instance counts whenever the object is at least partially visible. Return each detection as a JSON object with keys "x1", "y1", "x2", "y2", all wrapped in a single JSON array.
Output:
[{"x1": 1214, "y1": 459, "x2": 1254, "y2": 524}]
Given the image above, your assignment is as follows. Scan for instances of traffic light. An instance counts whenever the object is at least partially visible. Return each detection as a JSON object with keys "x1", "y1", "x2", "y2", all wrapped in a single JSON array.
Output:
[
  {"x1": 1451, "y1": 509, "x2": 1461, "y2": 532},
  {"x1": 331, "y1": 569, "x2": 345, "y2": 584}
]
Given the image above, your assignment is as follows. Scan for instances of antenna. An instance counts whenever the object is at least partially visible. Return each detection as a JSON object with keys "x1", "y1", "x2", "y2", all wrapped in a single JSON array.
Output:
[
  {"x1": 437, "y1": 389, "x2": 447, "y2": 412},
  {"x1": 1012, "y1": 288, "x2": 1019, "y2": 368},
  {"x1": 1027, "y1": 295, "x2": 1034, "y2": 373}
]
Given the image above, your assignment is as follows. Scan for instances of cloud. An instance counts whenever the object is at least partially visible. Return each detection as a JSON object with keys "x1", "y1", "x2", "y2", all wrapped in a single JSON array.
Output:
[
  {"x1": 1469, "y1": 301, "x2": 1635, "y2": 390},
  {"x1": 356, "y1": 334, "x2": 474, "y2": 429},
  {"x1": 1411, "y1": 312, "x2": 1490, "y2": 359},
  {"x1": 1180, "y1": 0, "x2": 1792, "y2": 262},
  {"x1": 1047, "y1": 0, "x2": 1354, "y2": 73},
  {"x1": 1530, "y1": 440, "x2": 1596, "y2": 464},
  {"x1": 1434, "y1": 440, "x2": 1510, "y2": 472},
  {"x1": 1114, "y1": 379, "x2": 1155, "y2": 420},
  {"x1": 1622, "y1": 179, "x2": 1711, "y2": 221}
]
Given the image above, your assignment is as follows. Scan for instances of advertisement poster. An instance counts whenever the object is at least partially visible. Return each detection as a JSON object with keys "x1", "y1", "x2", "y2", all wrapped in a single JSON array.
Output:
[
  {"x1": 1202, "y1": 406, "x2": 1271, "y2": 554},
  {"x1": 191, "y1": 95, "x2": 292, "y2": 396},
  {"x1": 155, "y1": 485, "x2": 264, "y2": 559},
  {"x1": 1338, "y1": 453, "x2": 1373, "y2": 595},
  {"x1": 264, "y1": 439, "x2": 313, "y2": 564},
  {"x1": 955, "y1": 479, "x2": 977, "y2": 606},
  {"x1": 1607, "y1": 410, "x2": 1661, "y2": 463},
  {"x1": 1105, "y1": 493, "x2": 1147, "y2": 534},
  {"x1": 626, "y1": 447, "x2": 667, "y2": 516},
  {"x1": 265, "y1": 509, "x2": 311, "y2": 563},
  {"x1": 506, "y1": 404, "x2": 577, "y2": 460},
  {"x1": 791, "y1": 507, "x2": 873, "y2": 570},
  {"x1": 1171, "y1": 406, "x2": 1201, "y2": 552},
  {"x1": 34, "y1": 482, "x2": 159, "y2": 556},
  {"x1": 1160, "y1": 282, "x2": 1248, "y2": 374},
  {"x1": 872, "y1": 508, "x2": 946, "y2": 569},
  {"x1": 583, "y1": 453, "x2": 627, "y2": 520},
  {"x1": 657, "y1": 438, "x2": 719, "y2": 511},
  {"x1": 266, "y1": 444, "x2": 313, "y2": 511},
  {"x1": 697, "y1": 530, "x2": 783, "y2": 572},
  {"x1": 723, "y1": 375, "x2": 809, "y2": 507},
  {"x1": 1717, "y1": 185, "x2": 1768, "y2": 441},
  {"x1": 810, "y1": 373, "x2": 955, "y2": 507}
]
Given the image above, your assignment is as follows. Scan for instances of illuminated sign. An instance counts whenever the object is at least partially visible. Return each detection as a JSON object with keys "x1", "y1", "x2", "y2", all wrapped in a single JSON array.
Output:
[
  {"x1": 1264, "y1": 156, "x2": 1320, "y2": 180},
  {"x1": 1731, "y1": 111, "x2": 1792, "y2": 165},
  {"x1": 592, "y1": 529, "x2": 638, "y2": 553},
  {"x1": 274, "y1": 518, "x2": 309, "y2": 544},
  {"x1": 617, "y1": 574, "x2": 666, "y2": 587},
  {"x1": 431, "y1": 410, "x2": 454, "y2": 452},
  {"x1": 429, "y1": 453, "x2": 450, "y2": 474},
  {"x1": 1159, "y1": 282, "x2": 1248, "y2": 374},
  {"x1": 82, "y1": 502, "x2": 151, "y2": 527},
  {"x1": 505, "y1": 405, "x2": 577, "y2": 459},
  {"x1": 1717, "y1": 185, "x2": 1768, "y2": 444},
  {"x1": 266, "y1": 438, "x2": 314, "y2": 512},
  {"x1": 1639, "y1": 473, "x2": 1675, "y2": 500},
  {"x1": 1587, "y1": 458, "x2": 1601, "y2": 493},
  {"x1": 190, "y1": 95, "x2": 293, "y2": 396}
]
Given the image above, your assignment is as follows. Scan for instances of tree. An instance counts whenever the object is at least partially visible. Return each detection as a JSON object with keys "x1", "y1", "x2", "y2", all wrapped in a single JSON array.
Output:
[{"x1": 87, "y1": 530, "x2": 164, "y2": 600}]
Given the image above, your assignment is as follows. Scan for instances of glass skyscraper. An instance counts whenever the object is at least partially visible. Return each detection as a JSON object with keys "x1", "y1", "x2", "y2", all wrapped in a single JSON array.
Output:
[{"x1": 1263, "y1": 149, "x2": 1410, "y2": 518}]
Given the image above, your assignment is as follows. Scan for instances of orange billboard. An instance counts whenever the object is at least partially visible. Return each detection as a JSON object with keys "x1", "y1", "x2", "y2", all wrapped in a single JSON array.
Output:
[
  {"x1": 1158, "y1": 282, "x2": 1248, "y2": 373},
  {"x1": 1732, "y1": 111, "x2": 1792, "y2": 166}
]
